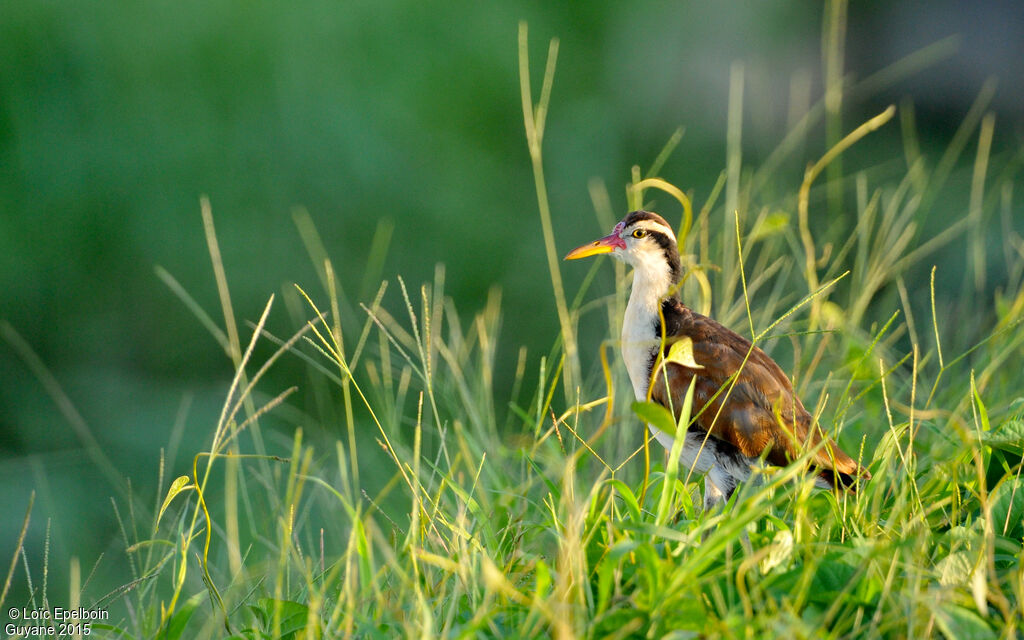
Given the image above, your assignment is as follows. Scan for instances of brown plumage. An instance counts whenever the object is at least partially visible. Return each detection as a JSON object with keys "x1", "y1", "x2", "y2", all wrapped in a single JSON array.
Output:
[
  {"x1": 566, "y1": 210, "x2": 869, "y2": 509},
  {"x1": 651, "y1": 298, "x2": 864, "y2": 488}
]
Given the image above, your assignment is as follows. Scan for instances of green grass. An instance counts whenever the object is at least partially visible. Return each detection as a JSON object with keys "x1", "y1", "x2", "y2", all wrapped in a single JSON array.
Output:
[{"x1": 4, "y1": 20, "x2": 1024, "y2": 640}]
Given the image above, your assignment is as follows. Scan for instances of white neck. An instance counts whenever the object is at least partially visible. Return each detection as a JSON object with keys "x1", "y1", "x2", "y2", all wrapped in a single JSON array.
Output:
[{"x1": 620, "y1": 254, "x2": 674, "y2": 400}]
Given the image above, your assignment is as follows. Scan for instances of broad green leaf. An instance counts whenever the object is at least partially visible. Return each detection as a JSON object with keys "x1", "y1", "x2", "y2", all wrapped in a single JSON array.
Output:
[
  {"x1": 990, "y1": 477, "x2": 1024, "y2": 540},
  {"x1": 249, "y1": 601, "x2": 268, "y2": 629},
  {"x1": 606, "y1": 479, "x2": 642, "y2": 522},
  {"x1": 933, "y1": 604, "x2": 997, "y2": 640},
  {"x1": 810, "y1": 557, "x2": 857, "y2": 598},
  {"x1": 632, "y1": 401, "x2": 676, "y2": 437},
  {"x1": 980, "y1": 419, "x2": 1024, "y2": 455},
  {"x1": 162, "y1": 591, "x2": 204, "y2": 640},
  {"x1": 157, "y1": 476, "x2": 194, "y2": 528},
  {"x1": 595, "y1": 555, "x2": 614, "y2": 616},
  {"x1": 936, "y1": 550, "x2": 975, "y2": 586},
  {"x1": 534, "y1": 558, "x2": 551, "y2": 600},
  {"x1": 251, "y1": 599, "x2": 316, "y2": 640},
  {"x1": 760, "y1": 529, "x2": 793, "y2": 573},
  {"x1": 633, "y1": 544, "x2": 662, "y2": 592}
]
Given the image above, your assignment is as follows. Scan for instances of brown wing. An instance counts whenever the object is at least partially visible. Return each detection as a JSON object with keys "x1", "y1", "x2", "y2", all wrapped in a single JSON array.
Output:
[{"x1": 650, "y1": 301, "x2": 868, "y2": 485}]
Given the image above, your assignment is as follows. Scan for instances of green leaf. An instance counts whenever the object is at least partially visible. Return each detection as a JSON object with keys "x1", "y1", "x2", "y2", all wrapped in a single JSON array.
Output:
[
  {"x1": 157, "y1": 475, "x2": 194, "y2": 528},
  {"x1": 980, "y1": 419, "x2": 1024, "y2": 455},
  {"x1": 760, "y1": 529, "x2": 794, "y2": 573},
  {"x1": 656, "y1": 378, "x2": 696, "y2": 527},
  {"x1": 606, "y1": 479, "x2": 642, "y2": 522},
  {"x1": 526, "y1": 454, "x2": 560, "y2": 501},
  {"x1": 809, "y1": 556, "x2": 858, "y2": 601},
  {"x1": 990, "y1": 477, "x2": 1024, "y2": 540},
  {"x1": 248, "y1": 601, "x2": 268, "y2": 629},
  {"x1": 595, "y1": 554, "x2": 615, "y2": 616},
  {"x1": 608, "y1": 538, "x2": 642, "y2": 559},
  {"x1": 162, "y1": 592, "x2": 204, "y2": 640},
  {"x1": 534, "y1": 558, "x2": 551, "y2": 600},
  {"x1": 250, "y1": 599, "x2": 316, "y2": 640},
  {"x1": 936, "y1": 550, "x2": 975, "y2": 586},
  {"x1": 933, "y1": 604, "x2": 997, "y2": 640},
  {"x1": 971, "y1": 375, "x2": 991, "y2": 432},
  {"x1": 749, "y1": 211, "x2": 789, "y2": 242},
  {"x1": 632, "y1": 401, "x2": 676, "y2": 437}
]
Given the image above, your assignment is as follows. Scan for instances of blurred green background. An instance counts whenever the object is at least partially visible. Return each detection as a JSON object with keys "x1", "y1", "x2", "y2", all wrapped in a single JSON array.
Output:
[{"x1": 2, "y1": 0, "x2": 1022, "y2": 611}]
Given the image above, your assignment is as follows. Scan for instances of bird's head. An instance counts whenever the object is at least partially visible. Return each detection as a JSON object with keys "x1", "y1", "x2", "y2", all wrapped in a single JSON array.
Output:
[{"x1": 564, "y1": 210, "x2": 681, "y2": 290}]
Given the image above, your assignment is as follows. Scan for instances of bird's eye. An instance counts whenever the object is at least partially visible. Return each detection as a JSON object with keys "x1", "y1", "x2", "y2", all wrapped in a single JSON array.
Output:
[{"x1": 632, "y1": 229, "x2": 646, "y2": 239}]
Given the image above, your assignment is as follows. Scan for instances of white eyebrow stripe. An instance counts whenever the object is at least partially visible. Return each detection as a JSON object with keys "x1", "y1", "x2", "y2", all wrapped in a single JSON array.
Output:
[{"x1": 630, "y1": 220, "x2": 677, "y2": 243}]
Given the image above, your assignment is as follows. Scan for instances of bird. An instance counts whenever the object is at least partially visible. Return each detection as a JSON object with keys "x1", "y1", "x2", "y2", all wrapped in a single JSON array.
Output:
[{"x1": 565, "y1": 210, "x2": 869, "y2": 512}]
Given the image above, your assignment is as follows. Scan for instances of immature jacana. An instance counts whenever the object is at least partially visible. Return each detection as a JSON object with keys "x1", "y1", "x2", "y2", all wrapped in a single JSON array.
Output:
[{"x1": 566, "y1": 210, "x2": 869, "y2": 511}]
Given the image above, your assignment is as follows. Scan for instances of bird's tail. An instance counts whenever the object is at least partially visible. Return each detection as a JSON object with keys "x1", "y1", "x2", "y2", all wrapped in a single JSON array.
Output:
[
  {"x1": 811, "y1": 435, "x2": 871, "y2": 492},
  {"x1": 815, "y1": 466, "x2": 871, "y2": 492}
]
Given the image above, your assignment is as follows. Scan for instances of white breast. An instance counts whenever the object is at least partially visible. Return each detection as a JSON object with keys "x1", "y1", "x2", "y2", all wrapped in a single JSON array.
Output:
[
  {"x1": 620, "y1": 260, "x2": 668, "y2": 401},
  {"x1": 621, "y1": 302, "x2": 657, "y2": 400}
]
